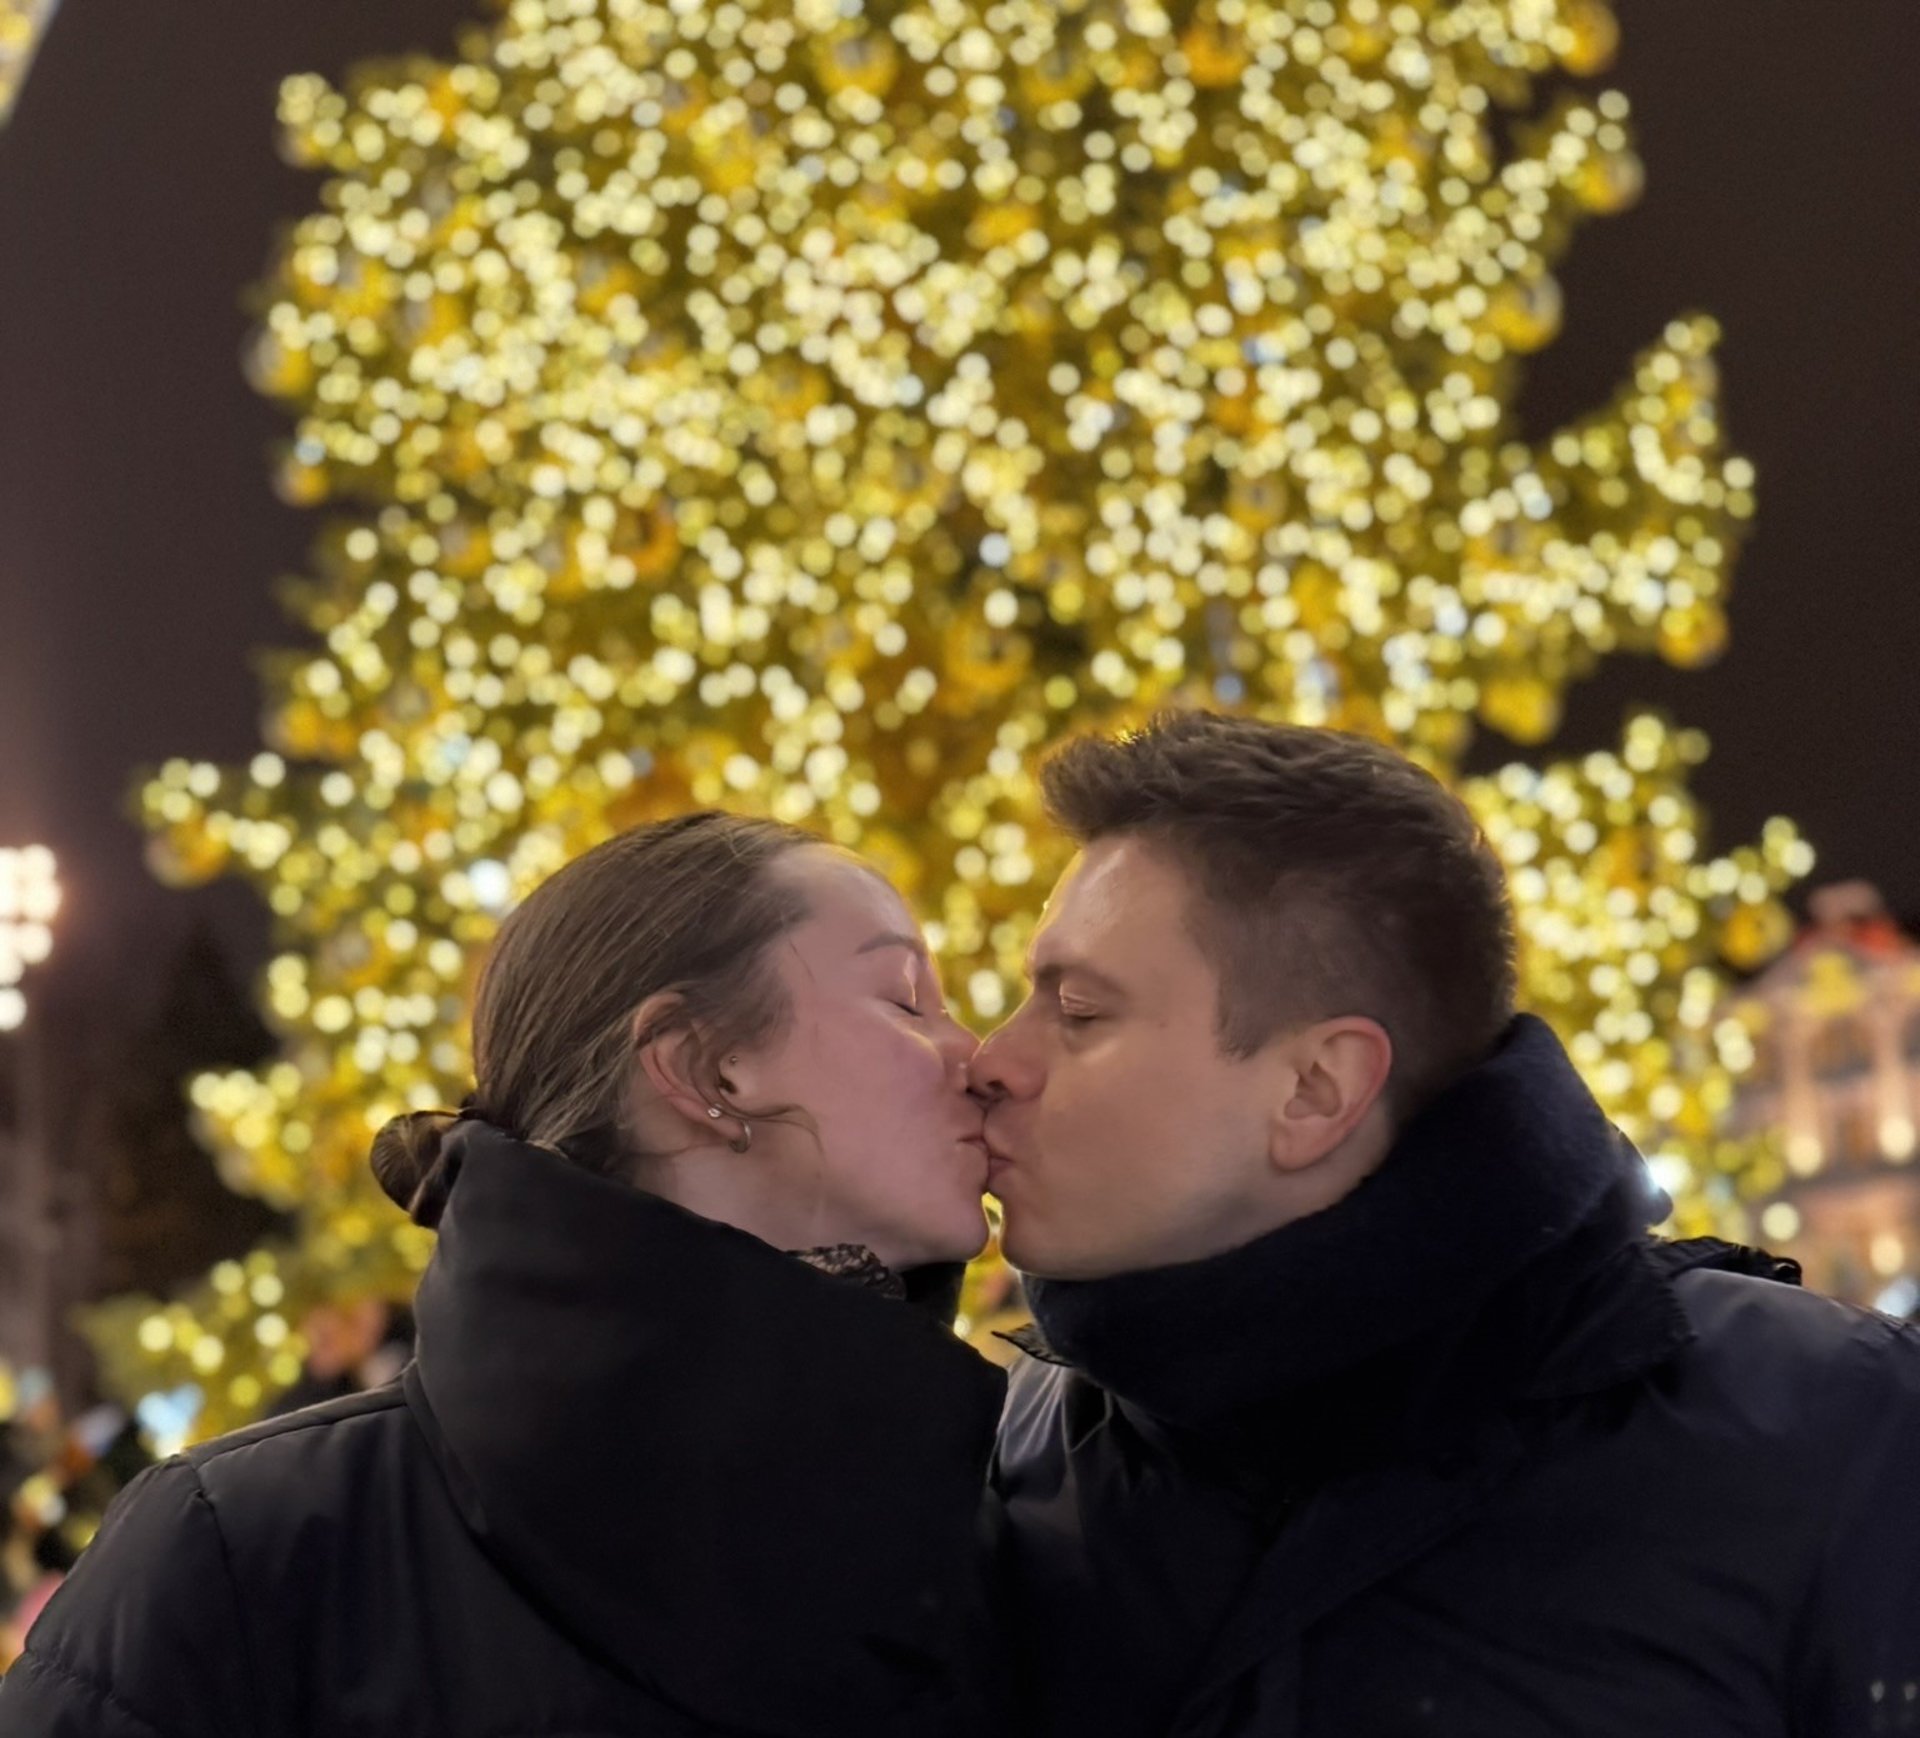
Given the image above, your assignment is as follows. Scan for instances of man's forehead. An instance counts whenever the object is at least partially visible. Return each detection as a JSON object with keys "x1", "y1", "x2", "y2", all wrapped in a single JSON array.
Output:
[{"x1": 1030, "y1": 838, "x2": 1185, "y2": 963}]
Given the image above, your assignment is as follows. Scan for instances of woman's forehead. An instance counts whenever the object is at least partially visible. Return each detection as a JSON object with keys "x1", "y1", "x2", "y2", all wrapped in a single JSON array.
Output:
[{"x1": 776, "y1": 846, "x2": 917, "y2": 942}]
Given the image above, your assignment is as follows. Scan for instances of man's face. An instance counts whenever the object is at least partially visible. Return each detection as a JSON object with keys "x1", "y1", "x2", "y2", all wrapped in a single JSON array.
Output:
[{"x1": 972, "y1": 835, "x2": 1287, "y2": 1279}]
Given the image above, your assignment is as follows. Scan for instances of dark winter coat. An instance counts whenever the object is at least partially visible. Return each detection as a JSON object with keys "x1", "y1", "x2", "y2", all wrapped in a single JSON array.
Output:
[
  {"x1": 0, "y1": 1122, "x2": 1009, "y2": 1738},
  {"x1": 991, "y1": 1016, "x2": 1920, "y2": 1737}
]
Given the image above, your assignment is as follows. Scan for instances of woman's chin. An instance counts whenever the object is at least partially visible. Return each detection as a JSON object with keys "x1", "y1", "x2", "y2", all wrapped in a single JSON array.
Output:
[{"x1": 904, "y1": 1203, "x2": 992, "y2": 1269}]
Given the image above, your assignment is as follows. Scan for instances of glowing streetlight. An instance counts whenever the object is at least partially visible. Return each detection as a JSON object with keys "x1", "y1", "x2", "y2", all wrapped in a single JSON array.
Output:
[{"x1": 0, "y1": 845, "x2": 60, "y2": 1031}]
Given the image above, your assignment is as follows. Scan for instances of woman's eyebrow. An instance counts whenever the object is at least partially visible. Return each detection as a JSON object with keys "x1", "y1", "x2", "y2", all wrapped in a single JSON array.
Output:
[{"x1": 855, "y1": 930, "x2": 931, "y2": 963}]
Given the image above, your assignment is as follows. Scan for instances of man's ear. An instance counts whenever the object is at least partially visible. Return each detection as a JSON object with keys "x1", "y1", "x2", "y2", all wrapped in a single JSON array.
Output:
[
  {"x1": 1268, "y1": 1016, "x2": 1394, "y2": 1173},
  {"x1": 630, "y1": 991, "x2": 720, "y2": 1133}
]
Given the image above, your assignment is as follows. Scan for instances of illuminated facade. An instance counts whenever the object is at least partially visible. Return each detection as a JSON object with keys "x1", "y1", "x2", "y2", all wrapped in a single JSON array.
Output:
[{"x1": 1729, "y1": 882, "x2": 1920, "y2": 1309}]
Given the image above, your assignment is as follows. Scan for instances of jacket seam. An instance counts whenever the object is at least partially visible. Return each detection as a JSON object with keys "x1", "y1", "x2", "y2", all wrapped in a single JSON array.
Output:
[
  {"x1": 15, "y1": 1640, "x2": 178, "y2": 1738},
  {"x1": 181, "y1": 1459, "x2": 266, "y2": 1734},
  {"x1": 186, "y1": 1386, "x2": 407, "y2": 1468}
]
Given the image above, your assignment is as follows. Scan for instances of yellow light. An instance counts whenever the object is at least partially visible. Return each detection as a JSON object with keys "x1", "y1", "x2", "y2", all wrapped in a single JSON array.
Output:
[
  {"x1": 1759, "y1": 1202, "x2": 1801, "y2": 1244},
  {"x1": 0, "y1": 0, "x2": 58, "y2": 128}
]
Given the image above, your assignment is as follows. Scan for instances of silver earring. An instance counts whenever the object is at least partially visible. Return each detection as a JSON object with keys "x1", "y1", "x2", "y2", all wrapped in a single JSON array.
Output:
[
  {"x1": 707, "y1": 1106, "x2": 722, "y2": 1119},
  {"x1": 729, "y1": 1119, "x2": 752, "y2": 1155}
]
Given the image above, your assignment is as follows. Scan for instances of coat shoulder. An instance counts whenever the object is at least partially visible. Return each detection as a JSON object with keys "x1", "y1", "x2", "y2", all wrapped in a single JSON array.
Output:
[
  {"x1": 183, "y1": 1380, "x2": 412, "y2": 1474},
  {"x1": 1675, "y1": 1265, "x2": 1920, "y2": 1379},
  {"x1": 0, "y1": 1458, "x2": 257, "y2": 1738},
  {"x1": 173, "y1": 1380, "x2": 419, "y2": 1525},
  {"x1": 178, "y1": 1380, "x2": 452, "y2": 1597},
  {"x1": 1666, "y1": 1265, "x2": 1920, "y2": 1450}
]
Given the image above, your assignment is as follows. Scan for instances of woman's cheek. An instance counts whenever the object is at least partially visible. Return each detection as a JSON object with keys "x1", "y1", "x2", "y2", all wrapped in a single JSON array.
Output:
[{"x1": 889, "y1": 1019, "x2": 955, "y2": 1095}]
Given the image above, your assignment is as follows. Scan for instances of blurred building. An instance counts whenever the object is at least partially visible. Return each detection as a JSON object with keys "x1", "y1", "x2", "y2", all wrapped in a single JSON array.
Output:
[{"x1": 1728, "y1": 882, "x2": 1920, "y2": 1309}]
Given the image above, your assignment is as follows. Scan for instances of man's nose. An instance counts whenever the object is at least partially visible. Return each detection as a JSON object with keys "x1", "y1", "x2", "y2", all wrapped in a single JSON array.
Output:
[{"x1": 966, "y1": 1025, "x2": 1026, "y2": 1103}]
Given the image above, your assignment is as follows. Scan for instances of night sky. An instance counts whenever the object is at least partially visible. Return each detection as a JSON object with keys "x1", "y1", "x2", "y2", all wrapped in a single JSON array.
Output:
[{"x1": 1, "y1": 0, "x2": 1916, "y2": 1015}]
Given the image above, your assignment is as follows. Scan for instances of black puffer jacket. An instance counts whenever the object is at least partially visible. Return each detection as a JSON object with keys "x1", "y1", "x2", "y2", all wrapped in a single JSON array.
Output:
[
  {"x1": 0, "y1": 1122, "x2": 1009, "y2": 1737},
  {"x1": 992, "y1": 1018, "x2": 1920, "y2": 1737}
]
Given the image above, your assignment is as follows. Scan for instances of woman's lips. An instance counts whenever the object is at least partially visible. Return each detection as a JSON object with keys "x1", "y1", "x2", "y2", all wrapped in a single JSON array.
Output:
[{"x1": 956, "y1": 1134, "x2": 992, "y2": 1187}]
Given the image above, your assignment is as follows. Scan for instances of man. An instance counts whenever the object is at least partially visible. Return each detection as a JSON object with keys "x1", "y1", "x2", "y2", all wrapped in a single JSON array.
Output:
[{"x1": 972, "y1": 710, "x2": 1920, "y2": 1737}]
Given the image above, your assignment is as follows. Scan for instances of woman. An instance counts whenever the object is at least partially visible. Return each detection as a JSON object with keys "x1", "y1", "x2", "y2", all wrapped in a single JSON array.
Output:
[{"x1": 0, "y1": 813, "x2": 1010, "y2": 1737}]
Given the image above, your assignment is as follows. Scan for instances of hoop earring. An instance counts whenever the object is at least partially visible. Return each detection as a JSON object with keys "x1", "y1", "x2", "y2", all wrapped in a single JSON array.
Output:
[{"x1": 708, "y1": 1103, "x2": 751, "y2": 1153}]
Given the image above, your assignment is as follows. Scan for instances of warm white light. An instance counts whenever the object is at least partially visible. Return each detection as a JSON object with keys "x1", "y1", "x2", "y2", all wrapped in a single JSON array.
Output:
[
  {"x1": 0, "y1": 844, "x2": 60, "y2": 1029},
  {"x1": 1871, "y1": 1232, "x2": 1907, "y2": 1278},
  {"x1": 1760, "y1": 1201, "x2": 1802, "y2": 1243},
  {"x1": 1787, "y1": 1132, "x2": 1825, "y2": 1176},
  {"x1": 1883, "y1": 1117, "x2": 1917, "y2": 1162}
]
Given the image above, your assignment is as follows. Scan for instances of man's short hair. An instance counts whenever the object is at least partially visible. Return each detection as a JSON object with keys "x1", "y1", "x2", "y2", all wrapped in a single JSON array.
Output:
[{"x1": 1039, "y1": 710, "x2": 1518, "y2": 1113}]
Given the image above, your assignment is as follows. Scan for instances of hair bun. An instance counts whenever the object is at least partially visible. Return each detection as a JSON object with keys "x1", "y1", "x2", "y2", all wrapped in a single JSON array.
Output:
[{"x1": 370, "y1": 1108, "x2": 464, "y2": 1230}]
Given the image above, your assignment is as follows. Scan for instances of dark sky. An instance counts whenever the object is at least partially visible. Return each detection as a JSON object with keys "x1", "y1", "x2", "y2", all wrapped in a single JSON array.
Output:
[{"x1": 1, "y1": 0, "x2": 1916, "y2": 1013}]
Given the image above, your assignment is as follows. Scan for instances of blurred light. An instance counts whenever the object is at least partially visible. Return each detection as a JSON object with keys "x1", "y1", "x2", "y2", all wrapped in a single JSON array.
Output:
[
  {"x1": 1875, "y1": 1277, "x2": 1920, "y2": 1319},
  {"x1": 0, "y1": 0, "x2": 58, "y2": 128},
  {"x1": 1759, "y1": 1202, "x2": 1802, "y2": 1244},
  {"x1": 1787, "y1": 1133, "x2": 1825, "y2": 1176},
  {"x1": 133, "y1": 1384, "x2": 203, "y2": 1459},
  {"x1": 0, "y1": 843, "x2": 61, "y2": 1028}
]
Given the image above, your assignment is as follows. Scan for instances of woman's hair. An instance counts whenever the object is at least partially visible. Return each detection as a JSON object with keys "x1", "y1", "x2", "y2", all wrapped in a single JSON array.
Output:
[{"x1": 370, "y1": 811, "x2": 820, "y2": 1229}]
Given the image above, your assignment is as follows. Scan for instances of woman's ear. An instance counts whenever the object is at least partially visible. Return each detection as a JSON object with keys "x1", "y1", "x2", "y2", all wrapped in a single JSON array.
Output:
[{"x1": 630, "y1": 991, "x2": 718, "y2": 1134}]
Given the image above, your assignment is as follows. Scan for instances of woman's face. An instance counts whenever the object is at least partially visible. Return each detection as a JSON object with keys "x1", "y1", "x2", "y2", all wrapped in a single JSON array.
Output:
[{"x1": 729, "y1": 847, "x2": 991, "y2": 1270}]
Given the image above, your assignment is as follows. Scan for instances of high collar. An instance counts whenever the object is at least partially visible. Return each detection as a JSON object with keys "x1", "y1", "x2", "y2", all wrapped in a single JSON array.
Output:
[
  {"x1": 402, "y1": 1121, "x2": 1006, "y2": 1736},
  {"x1": 1017, "y1": 1016, "x2": 1678, "y2": 1436}
]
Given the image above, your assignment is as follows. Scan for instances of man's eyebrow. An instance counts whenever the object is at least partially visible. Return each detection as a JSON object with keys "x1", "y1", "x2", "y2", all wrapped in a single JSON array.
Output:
[
  {"x1": 855, "y1": 931, "x2": 931, "y2": 962},
  {"x1": 1028, "y1": 957, "x2": 1129, "y2": 998}
]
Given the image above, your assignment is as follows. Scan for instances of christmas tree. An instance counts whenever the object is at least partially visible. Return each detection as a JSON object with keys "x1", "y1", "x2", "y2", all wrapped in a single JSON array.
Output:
[{"x1": 114, "y1": 0, "x2": 1807, "y2": 1431}]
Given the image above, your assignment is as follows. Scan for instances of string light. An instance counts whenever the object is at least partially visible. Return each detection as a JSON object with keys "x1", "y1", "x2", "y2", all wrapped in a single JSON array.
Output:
[{"x1": 110, "y1": 0, "x2": 1801, "y2": 1429}]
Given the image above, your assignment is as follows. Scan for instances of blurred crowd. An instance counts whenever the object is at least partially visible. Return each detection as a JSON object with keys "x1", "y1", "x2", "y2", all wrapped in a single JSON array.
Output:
[{"x1": 1, "y1": 1297, "x2": 412, "y2": 1667}]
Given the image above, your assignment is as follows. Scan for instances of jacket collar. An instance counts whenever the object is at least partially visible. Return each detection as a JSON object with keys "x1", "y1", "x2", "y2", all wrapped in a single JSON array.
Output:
[
  {"x1": 402, "y1": 1121, "x2": 1005, "y2": 1736},
  {"x1": 1170, "y1": 1232, "x2": 1800, "y2": 1715}
]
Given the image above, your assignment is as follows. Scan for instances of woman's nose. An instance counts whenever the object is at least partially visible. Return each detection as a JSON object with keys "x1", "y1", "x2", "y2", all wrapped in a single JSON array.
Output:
[
  {"x1": 940, "y1": 1014, "x2": 982, "y2": 1075},
  {"x1": 965, "y1": 1028, "x2": 1020, "y2": 1102}
]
